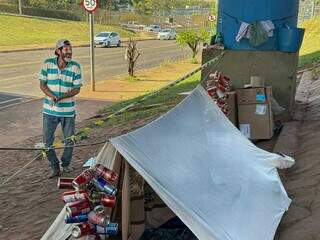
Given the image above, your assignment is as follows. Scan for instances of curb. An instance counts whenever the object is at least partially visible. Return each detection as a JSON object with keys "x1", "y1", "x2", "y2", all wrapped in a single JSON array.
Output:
[{"x1": 0, "y1": 37, "x2": 157, "y2": 54}]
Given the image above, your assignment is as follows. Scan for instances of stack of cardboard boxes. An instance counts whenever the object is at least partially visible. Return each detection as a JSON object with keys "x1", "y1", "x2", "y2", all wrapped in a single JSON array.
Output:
[
  {"x1": 236, "y1": 86, "x2": 274, "y2": 140},
  {"x1": 205, "y1": 73, "x2": 274, "y2": 140}
]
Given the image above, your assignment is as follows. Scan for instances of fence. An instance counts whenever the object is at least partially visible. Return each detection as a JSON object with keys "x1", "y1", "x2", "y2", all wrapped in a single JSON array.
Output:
[
  {"x1": 0, "y1": 0, "x2": 211, "y2": 29},
  {"x1": 299, "y1": 0, "x2": 320, "y2": 22}
]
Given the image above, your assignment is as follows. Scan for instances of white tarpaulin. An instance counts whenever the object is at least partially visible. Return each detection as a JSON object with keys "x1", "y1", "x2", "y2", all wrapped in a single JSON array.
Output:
[
  {"x1": 110, "y1": 85, "x2": 293, "y2": 240},
  {"x1": 42, "y1": 85, "x2": 293, "y2": 240}
]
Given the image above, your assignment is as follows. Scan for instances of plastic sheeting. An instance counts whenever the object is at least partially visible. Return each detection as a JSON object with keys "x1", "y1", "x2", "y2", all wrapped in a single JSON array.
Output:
[
  {"x1": 110, "y1": 85, "x2": 292, "y2": 240},
  {"x1": 42, "y1": 85, "x2": 293, "y2": 240}
]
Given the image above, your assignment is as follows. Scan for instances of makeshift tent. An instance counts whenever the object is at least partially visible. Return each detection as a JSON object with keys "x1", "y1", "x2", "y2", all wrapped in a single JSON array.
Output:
[{"x1": 42, "y1": 85, "x2": 294, "y2": 240}]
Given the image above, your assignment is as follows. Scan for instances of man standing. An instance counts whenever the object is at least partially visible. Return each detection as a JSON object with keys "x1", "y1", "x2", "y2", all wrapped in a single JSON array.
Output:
[{"x1": 39, "y1": 39, "x2": 83, "y2": 178}]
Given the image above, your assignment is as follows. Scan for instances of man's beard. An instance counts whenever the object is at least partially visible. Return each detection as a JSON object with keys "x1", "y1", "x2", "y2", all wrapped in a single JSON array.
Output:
[
  {"x1": 64, "y1": 56, "x2": 72, "y2": 62},
  {"x1": 62, "y1": 53, "x2": 72, "y2": 62}
]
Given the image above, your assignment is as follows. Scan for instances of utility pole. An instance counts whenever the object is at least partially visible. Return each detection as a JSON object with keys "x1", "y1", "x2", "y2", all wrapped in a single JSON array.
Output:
[{"x1": 18, "y1": 0, "x2": 22, "y2": 15}]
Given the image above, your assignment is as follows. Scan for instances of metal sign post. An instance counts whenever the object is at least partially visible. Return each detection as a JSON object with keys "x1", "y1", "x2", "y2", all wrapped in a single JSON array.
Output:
[
  {"x1": 89, "y1": 13, "x2": 95, "y2": 91},
  {"x1": 18, "y1": 0, "x2": 22, "y2": 15},
  {"x1": 82, "y1": 0, "x2": 99, "y2": 91}
]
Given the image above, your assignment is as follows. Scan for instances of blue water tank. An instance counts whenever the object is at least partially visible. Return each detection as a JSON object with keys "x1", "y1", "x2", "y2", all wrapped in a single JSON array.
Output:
[{"x1": 217, "y1": 0, "x2": 300, "y2": 50}]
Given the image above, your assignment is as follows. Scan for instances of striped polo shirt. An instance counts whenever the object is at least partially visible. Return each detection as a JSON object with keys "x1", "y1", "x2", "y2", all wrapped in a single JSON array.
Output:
[{"x1": 39, "y1": 57, "x2": 83, "y2": 117}]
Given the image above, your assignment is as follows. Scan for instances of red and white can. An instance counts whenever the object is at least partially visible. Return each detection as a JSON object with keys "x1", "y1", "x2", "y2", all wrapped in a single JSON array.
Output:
[
  {"x1": 62, "y1": 190, "x2": 88, "y2": 203},
  {"x1": 72, "y1": 169, "x2": 94, "y2": 190},
  {"x1": 71, "y1": 223, "x2": 94, "y2": 238},
  {"x1": 88, "y1": 210, "x2": 110, "y2": 226},
  {"x1": 94, "y1": 164, "x2": 118, "y2": 183},
  {"x1": 101, "y1": 194, "x2": 116, "y2": 208},
  {"x1": 57, "y1": 177, "x2": 74, "y2": 190},
  {"x1": 66, "y1": 200, "x2": 91, "y2": 217}
]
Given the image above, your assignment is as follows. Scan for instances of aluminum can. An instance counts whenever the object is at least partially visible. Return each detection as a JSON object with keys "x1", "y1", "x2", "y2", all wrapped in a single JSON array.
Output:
[
  {"x1": 66, "y1": 200, "x2": 91, "y2": 216},
  {"x1": 92, "y1": 176, "x2": 117, "y2": 196},
  {"x1": 88, "y1": 210, "x2": 110, "y2": 226},
  {"x1": 72, "y1": 169, "x2": 94, "y2": 190},
  {"x1": 65, "y1": 214, "x2": 88, "y2": 224},
  {"x1": 101, "y1": 194, "x2": 116, "y2": 208},
  {"x1": 95, "y1": 223, "x2": 118, "y2": 236},
  {"x1": 71, "y1": 223, "x2": 94, "y2": 238},
  {"x1": 94, "y1": 164, "x2": 118, "y2": 183},
  {"x1": 57, "y1": 177, "x2": 74, "y2": 190},
  {"x1": 62, "y1": 190, "x2": 88, "y2": 203}
]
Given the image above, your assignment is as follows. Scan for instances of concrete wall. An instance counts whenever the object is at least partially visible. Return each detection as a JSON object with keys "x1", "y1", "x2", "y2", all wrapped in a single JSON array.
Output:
[{"x1": 201, "y1": 49, "x2": 299, "y2": 120}]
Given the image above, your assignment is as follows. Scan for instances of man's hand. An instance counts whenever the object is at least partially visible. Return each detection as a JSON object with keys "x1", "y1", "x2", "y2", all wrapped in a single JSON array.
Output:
[{"x1": 51, "y1": 96, "x2": 58, "y2": 102}]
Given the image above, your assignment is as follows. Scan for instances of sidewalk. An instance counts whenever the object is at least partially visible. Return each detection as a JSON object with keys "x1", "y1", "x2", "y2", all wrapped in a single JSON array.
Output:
[
  {"x1": 274, "y1": 67, "x2": 320, "y2": 240},
  {"x1": 0, "y1": 98, "x2": 111, "y2": 147}
]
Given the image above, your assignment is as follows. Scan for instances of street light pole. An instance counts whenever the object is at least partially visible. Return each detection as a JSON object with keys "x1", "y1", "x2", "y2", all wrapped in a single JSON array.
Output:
[
  {"x1": 18, "y1": 0, "x2": 22, "y2": 15},
  {"x1": 89, "y1": 12, "x2": 95, "y2": 91}
]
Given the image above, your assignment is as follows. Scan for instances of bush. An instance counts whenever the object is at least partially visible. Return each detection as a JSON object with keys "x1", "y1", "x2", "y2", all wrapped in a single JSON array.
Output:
[
  {"x1": 22, "y1": 6, "x2": 83, "y2": 21},
  {"x1": 0, "y1": 3, "x2": 84, "y2": 21},
  {"x1": 0, "y1": 3, "x2": 19, "y2": 14}
]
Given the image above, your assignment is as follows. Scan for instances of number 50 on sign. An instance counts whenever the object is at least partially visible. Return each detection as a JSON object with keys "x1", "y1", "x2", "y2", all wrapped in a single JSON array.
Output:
[{"x1": 82, "y1": 0, "x2": 98, "y2": 12}]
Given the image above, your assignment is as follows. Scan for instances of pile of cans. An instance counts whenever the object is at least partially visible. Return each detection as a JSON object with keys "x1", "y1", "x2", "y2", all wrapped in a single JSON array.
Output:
[
  {"x1": 206, "y1": 71, "x2": 231, "y2": 115},
  {"x1": 58, "y1": 164, "x2": 119, "y2": 239}
]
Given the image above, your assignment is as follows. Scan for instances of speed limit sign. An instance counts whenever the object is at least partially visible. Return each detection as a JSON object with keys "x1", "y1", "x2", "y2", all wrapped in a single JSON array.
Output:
[
  {"x1": 208, "y1": 14, "x2": 216, "y2": 22},
  {"x1": 82, "y1": 0, "x2": 98, "y2": 13}
]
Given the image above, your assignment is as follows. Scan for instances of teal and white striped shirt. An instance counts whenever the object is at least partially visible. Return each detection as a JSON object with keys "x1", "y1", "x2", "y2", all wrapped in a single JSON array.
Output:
[{"x1": 39, "y1": 57, "x2": 83, "y2": 117}]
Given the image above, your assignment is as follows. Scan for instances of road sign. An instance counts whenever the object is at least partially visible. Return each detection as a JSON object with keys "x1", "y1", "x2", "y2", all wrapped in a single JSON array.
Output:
[
  {"x1": 208, "y1": 14, "x2": 216, "y2": 22},
  {"x1": 82, "y1": 0, "x2": 98, "y2": 13}
]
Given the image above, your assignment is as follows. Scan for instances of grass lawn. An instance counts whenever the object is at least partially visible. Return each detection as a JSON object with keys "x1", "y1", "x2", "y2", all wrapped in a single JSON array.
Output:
[
  {"x1": 94, "y1": 71, "x2": 201, "y2": 127},
  {"x1": 299, "y1": 17, "x2": 320, "y2": 68},
  {"x1": 0, "y1": 14, "x2": 138, "y2": 50}
]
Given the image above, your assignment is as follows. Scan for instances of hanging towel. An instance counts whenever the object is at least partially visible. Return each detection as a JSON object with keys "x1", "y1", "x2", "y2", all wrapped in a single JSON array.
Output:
[
  {"x1": 249, "y1": 21, "x2": 268, "y2": 47},
  {"x1": 236, "y1": 22, "x2": 251, "y2": 42},
  {"x1": 260, "y1": 20, "x2": 275, "y2": 37}
]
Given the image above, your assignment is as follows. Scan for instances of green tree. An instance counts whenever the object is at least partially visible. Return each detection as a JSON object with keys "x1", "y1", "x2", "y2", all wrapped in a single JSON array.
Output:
[
  {"x1": 177, "y1": 29, "x2": 210, "y2": 58},
  {"x1": 131, "y1": 0, "x2": 149, "y2": 14}
]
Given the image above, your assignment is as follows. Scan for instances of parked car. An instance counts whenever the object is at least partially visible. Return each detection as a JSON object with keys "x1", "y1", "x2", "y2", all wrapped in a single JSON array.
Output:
[
  {"x1": 144, "y1": 24, "x2": 161, "y2": 32},
  {"x1": 157, "y1": 28, "x2": 176, "y2": 40},
  {"x1": 94, "y1": 32, "x2": 121, "y2": 47}
]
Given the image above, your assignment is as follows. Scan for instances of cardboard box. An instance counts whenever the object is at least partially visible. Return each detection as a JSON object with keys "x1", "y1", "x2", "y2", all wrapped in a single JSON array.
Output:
[
  {"x1": 226, "y1": 91, "x2": 237, "y2": 126},
  {"x1": 238, "y1": 103, "x2": 274, "y2": 140},
  {"x1": 236, "y1": 86, "x2": 272, "y2": 105},
  {"x1": 250, "y1": 76, "x2": 265, "y2": 87}
]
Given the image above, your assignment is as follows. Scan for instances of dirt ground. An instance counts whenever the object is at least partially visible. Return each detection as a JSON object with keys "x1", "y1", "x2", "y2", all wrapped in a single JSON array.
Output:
[
  {"x1": 1, "y1": 68, "x2": 320, "y2": 240},
  {"x1": 275, "y1": 69, "x2": 320, "y2": 240},
  {"x1": 0, "y1": 110, "x2": 163, "y2": 239}
]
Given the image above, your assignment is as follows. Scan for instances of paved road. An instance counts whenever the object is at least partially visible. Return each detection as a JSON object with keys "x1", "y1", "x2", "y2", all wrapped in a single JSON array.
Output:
[
  {"x1": 0, "y1": 40, "x2": 189, "y2": 99},
  {"x1": 0, "y1": 40, "x2": 188, "y2": 145}
]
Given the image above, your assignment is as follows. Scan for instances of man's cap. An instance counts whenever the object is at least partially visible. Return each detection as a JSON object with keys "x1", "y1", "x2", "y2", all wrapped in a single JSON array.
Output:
[{"x1": 55, "y1": 39, "x2": 71, "y2": 50}]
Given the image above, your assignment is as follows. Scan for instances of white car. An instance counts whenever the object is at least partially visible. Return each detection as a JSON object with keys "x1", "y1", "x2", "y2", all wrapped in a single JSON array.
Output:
[
  {"x1": 157, "y1": 29, "x2": 176, "y2": 40},
  {"x1": 144, "y1": 24, "x2": 161, "y2": 32},
  {"x1": 94, "y1": 32, "x2": 121, "y2": 47}
]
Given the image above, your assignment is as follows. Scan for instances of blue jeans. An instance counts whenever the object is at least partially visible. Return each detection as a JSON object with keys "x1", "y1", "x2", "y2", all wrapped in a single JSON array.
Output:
[{"x1": 43, "y1": 114, "x2": 75, "y2": 172}]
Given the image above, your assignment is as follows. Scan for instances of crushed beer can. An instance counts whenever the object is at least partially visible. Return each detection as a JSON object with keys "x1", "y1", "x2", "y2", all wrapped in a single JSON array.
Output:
[
  {"x1": 88, "y1": 209, "x2": 110, "y2": 226},
  {"x1": 57, "y1": 177, "x2": 74, "y2": 190},
  {"x1": 71, "y1": 222, "x2": 94, "y2": 238},
  {"x1": 95, "y1": 223, "x2": 118, "y2": 236},
  {"x1": 92, "y1": 176, "x2": 117, "y2": 196},
  {"x1": 62, "y1": 190, "x2": 88, "y2": 203},
  {"x1": 66, "y1": 200, "x2": 91, "y2": 216},
  {"x1": 100, "y1": 194, "x2": 116, "y2": 208},
  {"x1": 72, "y1": 169, "x2": 94, "y2": 190},
  {"x1": 93, "y1": 164, "x2": 118, "y2": 183},
  {"x1": 65, "y1": 213, "x2": 88, "y2": 224}
]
